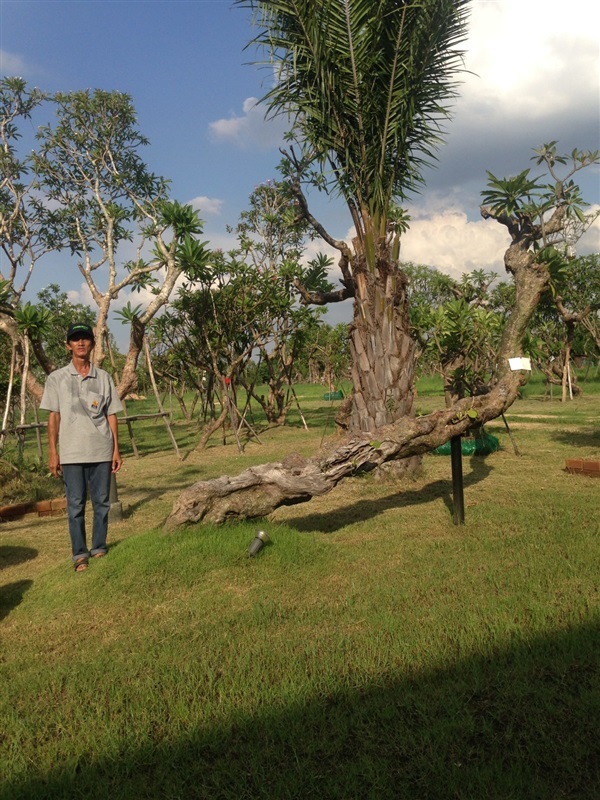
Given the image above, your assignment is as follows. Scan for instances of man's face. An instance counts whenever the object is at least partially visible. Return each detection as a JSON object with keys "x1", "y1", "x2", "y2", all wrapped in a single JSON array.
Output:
[{"x1": 67, "y1": 334, "x2": 94, "y2": 358}]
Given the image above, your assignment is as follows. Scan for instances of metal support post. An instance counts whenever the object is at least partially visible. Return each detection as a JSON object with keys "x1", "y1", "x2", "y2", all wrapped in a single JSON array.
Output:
[{"x1": 450, "y1": 435, "x2": 465, "y2": 525}]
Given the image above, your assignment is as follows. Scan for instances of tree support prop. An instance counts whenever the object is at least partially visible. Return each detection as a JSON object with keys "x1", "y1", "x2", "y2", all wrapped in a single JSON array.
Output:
[{"x1": 450, "y1": 435, "x2": 465, "y2": 526}]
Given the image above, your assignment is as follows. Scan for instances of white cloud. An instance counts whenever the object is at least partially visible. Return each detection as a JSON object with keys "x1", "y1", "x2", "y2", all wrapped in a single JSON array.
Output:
[
  {"x1": 401, "y1": 208, "x2": 508, "y2": 278},
  {"x1": 189, "y1": 196, "x2": 224, "y2": 216},
  {"x1": 209, "y1": 96, "x2": 290, "y2": 149},
  {"x1": 577, "y1": 206, "x2": 600, "y2": 255},
  {"x1": 417, "y1": 0, "x2": 600, "y2": 202},
  {"x1": 0, "y1": 50, "x2": 29, "y2": 76},
  {"x1": 462, "y1": 0, "x2": 599, "y2": 115},
  {"x1": 67, "y1": 284, "x2": 94, "y2": 307}
]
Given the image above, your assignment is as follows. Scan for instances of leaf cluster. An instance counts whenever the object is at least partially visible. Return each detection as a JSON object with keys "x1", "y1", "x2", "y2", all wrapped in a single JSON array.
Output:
[
  {"x1": 480, "y1": 142, "x2": 600, "y2": 254},
  {"x1": 237, "y1": 0, "x2": 469, "y2": 221}
]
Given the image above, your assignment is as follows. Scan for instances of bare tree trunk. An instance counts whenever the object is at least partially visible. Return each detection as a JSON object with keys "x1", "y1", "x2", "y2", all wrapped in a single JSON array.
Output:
[
  {"x1": 117, "y1": 316, "x2": 145, "y2": 399},
  {"x1": 0, "y1": 342, "x2": 17, "y2": 451},
  {"x1": 19, "y1": 335, "x2": 30, "y2": 426},
  {"x1": 197, "y1": 405, "x2": 229, "y2": 450}
]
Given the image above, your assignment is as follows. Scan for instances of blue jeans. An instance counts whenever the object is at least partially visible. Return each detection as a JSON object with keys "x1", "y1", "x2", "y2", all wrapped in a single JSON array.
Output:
[{"x1": 62, "y1": 462, "x2": 112, "y2": 561}]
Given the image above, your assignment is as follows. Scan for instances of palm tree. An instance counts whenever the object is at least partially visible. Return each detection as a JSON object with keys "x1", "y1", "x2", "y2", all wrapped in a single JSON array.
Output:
[{"x1": 236, "y1": 0, "x2": 469, "y2": 436}]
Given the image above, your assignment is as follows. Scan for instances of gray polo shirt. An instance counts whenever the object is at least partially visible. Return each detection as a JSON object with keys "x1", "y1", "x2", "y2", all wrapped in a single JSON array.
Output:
[{"x1": 40, "y1": 362, "x2": 123, "y2": 463}]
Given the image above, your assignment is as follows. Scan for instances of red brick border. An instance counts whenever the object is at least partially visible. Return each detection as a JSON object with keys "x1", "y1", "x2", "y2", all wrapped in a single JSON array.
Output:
[
  {"x1": 565, "y1": 458, "x2": 600, "y2": 477},
  {"x1": 0, "y1": 497, "x2": 67, "y2": 520}
]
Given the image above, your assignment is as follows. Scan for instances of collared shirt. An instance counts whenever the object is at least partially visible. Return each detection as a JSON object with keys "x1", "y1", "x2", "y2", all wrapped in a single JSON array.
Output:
[{"x1": 40, "y1": 362, "x2": 123, "y2": 463}]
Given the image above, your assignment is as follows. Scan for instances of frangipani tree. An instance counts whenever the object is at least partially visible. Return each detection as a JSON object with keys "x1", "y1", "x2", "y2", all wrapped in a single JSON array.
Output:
[
  {"x1": 0, "y1": 78, "x2": 68, "y2": 402},
  {"x1": 34, "y1": 90, "x2": 210, "y2": 397},
  {"x1": 1, "y1": 82, "x2": 210, "y2": 400}
]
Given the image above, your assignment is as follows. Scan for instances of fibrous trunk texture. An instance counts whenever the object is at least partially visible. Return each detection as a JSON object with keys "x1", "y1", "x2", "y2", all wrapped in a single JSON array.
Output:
[
  {"x1": 346, "y1": 260, "x2": 416, "y2": 431},
  {"x1": 341, "y1": 256, "x2": 421, "y2": 478}
]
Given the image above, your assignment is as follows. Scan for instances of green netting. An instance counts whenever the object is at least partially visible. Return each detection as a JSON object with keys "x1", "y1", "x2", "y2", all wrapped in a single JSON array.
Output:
[
  {"x1": 324, "y1": 391, "x2": 345, "y2": 400},
  {"x1": 433, "y1": 432, "x2": 500, "y2": 456}
]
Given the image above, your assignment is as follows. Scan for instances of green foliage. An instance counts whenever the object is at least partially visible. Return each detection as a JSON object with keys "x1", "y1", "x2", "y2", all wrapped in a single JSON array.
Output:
[
  {"x1": 0, "y1": 278, "x2": 14, "y2": 306},
  {"x1": 176, "y1": 235, "x2": 211, "y2": 279},
  {"x1": 14, "y1": 302, "x2": 52, "y2": 336},
  {"x1": 0, "y1": 78, "x2": 60, "y2": 304},
  {"x1": 295, "y1": 252, "x2": 335, "y2": 294},
  {"x1": 480, "y1": 169, "x2": 544, "y2": 219},
  {"x1": 481, "y1": 142, "x2": 600, "y2": 257},
  {"x1": 35, "y1": 89, "x2": 169, "y2": 248},
  {"x1": 114, "y1": 302, "x2": 143, "y2": 324},
  {"x1": 294, "y1": 321, "x2": 351, "y2": 385},
  {"x1": 406, "y1": 263, "x2": 507, "y2": 398},
  {"x1": 0, "y1": 456, "x2": 62, "y2": 504},
  {"x1": 158, "y1": 199, "x2": 204, "y2": 237},
  {"x1": 31, "y1": 284, "x2": 97, "y2": 368},
  {"x1": 239, "y1": 0, "x2": 469, "y2": 218}
]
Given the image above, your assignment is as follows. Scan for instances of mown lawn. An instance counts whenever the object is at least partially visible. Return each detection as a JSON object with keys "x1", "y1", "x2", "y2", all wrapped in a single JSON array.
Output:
[{"x1": 1, "y1": 376, "x2": 599, "y2": 799}]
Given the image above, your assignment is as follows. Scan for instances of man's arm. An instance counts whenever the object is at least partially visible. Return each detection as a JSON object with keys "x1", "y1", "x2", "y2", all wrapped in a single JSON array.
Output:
[
  {"x1": 108, "y1": 414, "x2": 123, "y2": 473},
  {"x1": 48, "y1": 411, "x2": 61, "y2": 477}
]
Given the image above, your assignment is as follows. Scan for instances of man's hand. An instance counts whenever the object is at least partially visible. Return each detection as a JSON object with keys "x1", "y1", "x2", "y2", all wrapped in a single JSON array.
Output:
[
  {"x1": 49, "y1": 452, "x2": 62, "y2": 478},
  {"x1": 47, "y1": 411, "x2": 61, "y2": 477},
  {"x1": 112, "y1": 450, "x2": 123, "y2": 473}
]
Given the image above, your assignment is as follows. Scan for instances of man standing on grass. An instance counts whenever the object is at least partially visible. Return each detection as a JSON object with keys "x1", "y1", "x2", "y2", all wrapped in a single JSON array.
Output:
[{"x1": 40, "y1": 323, "x2": 123, "y2": 572}]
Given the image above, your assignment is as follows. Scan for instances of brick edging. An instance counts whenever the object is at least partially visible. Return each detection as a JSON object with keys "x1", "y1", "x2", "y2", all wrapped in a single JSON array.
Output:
[
  {"x1": 0, "y1": 497, "x2": 67, "y2": 520},
  {"x1": 565, "y1": 458, "x2": 600, "y2": 477}
]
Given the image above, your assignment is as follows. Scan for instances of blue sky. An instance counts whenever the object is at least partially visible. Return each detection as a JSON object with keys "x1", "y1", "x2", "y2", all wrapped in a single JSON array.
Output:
[{"x1": 1, "y1": 0, "x2": 599, "y2": 336}]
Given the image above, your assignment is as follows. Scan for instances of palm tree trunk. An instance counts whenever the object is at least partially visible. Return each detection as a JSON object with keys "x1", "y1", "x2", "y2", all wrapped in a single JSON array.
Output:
[
  {"x1": 342, "y1": 258, "x2": 420, "y2": 477},
  {"x1": 345, "y1": 259, "x2": 417, "y2": 430}
]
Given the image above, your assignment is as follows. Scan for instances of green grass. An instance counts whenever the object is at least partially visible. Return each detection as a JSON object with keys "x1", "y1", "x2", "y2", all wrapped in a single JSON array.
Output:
[{"x1": 1, "y1": 377, "x2": 599, "y2": 798}]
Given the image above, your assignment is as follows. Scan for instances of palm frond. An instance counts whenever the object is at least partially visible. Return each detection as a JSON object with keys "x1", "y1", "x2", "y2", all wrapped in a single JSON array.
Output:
[{"x1": 238, "y1": 0, "x2": 469, "y2": 226}]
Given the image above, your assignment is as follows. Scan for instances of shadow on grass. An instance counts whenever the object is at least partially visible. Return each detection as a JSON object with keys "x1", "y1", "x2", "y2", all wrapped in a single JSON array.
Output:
[
  {"x1": 551, "y1": 428, "x2": 600, "y2": 450},
  {"x1": 119, "y1": 472, "x2": 208, "y2": 519},
  {"x1": 289, "y1": 456, "x2": 493, "y2": 534},
  {"x1": 0, "y1": 579, "x2": 33, "y2": 621},
  {"x1": 121, "y1": 497, "x2": 157, "y2": 520},
  {"x1": 3, "y1": 620, "x2": 598, "y2": 799},
  {"x1": 0, "y1": 545, "x2": 38, "y2": 569}
]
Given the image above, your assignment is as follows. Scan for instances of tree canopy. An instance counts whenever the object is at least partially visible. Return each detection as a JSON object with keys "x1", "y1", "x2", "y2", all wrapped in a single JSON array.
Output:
[{"x1": 239, "y1": 0, "x2": 469, "y2": 227}]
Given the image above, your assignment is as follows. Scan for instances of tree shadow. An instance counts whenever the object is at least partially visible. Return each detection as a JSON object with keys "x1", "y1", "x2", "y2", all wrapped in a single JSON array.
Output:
[
  {"x1": 0, "y1": 545, "x2": 38, "y2": 569},
  {"x1": 551, "y1": 428, "x2": 600, "y2": 449},
  {"x1": 288, "y1": 455, "x2": 494, "y2": 533},
  {"x1": 0, "y1": 579, "x2": 33, "y2": 622},
  {"x1": 3, "y1": 620, "x2": 598, "y2": 799},
  {"x1": 119, "y1": 473, "x2": 208, "y2": 519}
]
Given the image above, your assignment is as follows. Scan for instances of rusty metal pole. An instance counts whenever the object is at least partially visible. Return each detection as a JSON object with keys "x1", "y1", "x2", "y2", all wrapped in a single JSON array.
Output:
[{"x1": 450, "y1": 435, "x2": 465, "y2": 525}]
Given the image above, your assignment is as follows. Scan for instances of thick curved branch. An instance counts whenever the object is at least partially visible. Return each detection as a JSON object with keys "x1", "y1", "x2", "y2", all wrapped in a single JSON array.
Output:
[
  {"x1": 480, "y1": 205, "x2": 520, "y2": 241},
  {"x1": 294, "y1": 277, "x2": 354, "y2": 305},
  {"x1": 30, "y1": 335, "x2": 56, "y2": 375},
  {"x1": 555, "y1": 295, "x2": 597, "y2": 324},
  {"x1": 290, "y1": 178, "x2": 352, "y2": 259},
  {"x1": 164, "y1": 371, "x2": 524, "y2": 529},
  {"x1": 165, "y1": 224, "x2": 553, "y2": 530}
]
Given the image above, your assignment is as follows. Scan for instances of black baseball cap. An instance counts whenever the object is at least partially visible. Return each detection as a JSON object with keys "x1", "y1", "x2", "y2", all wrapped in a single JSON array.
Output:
[{"x1": 66, "y1": 323, "x2": 95, "y2": 341}]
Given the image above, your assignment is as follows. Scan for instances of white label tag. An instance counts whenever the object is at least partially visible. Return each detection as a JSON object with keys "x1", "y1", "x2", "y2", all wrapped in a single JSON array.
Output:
[{"x1": 508, "y1": 357, "x2": 532, "y2": 371}]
